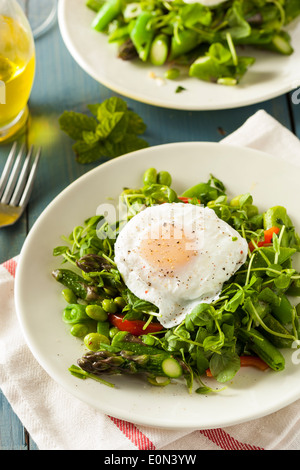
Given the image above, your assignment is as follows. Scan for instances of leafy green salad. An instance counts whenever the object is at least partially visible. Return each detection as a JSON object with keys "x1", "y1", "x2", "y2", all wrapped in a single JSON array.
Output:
[
  {"x1": 85, "y1": 0, "x2": 300, "y2": 86},
  {"x1": 52, "y1": 166, "x2": 300, "y2": 394}
]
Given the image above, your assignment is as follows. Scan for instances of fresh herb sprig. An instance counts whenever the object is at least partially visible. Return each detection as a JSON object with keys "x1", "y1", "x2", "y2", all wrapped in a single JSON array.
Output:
[{"x1": 59, "y1": 96, "x2": 149, "y2": 164}]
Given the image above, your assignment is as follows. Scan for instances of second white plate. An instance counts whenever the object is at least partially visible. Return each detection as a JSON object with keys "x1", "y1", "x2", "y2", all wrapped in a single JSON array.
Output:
[{"x1": 58, "y1": 0, "x2": 300, "y2": 110}]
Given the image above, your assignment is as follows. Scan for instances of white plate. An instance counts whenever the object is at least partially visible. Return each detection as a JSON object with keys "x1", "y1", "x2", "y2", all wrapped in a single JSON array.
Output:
[
  {"x1": 58, "y1": 0, "x2": 300, "y2": 110},
  {"x1": 15, "y1": 142, "x2": 300, "y2": 430}
]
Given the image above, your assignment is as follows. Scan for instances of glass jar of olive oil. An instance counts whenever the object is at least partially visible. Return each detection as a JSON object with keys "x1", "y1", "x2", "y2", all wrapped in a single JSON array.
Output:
[{"x1": 0, "y1": 0, "x2": 35, "y2": 143}]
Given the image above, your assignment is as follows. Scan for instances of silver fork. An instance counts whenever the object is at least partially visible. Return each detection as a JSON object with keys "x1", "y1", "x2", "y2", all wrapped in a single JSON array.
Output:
[{"x1": 0, "y1": 142, "x2": 41, "y2": 228}]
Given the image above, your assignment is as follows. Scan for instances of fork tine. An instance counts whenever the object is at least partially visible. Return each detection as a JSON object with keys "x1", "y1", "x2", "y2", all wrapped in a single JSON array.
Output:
[
  {"x1": 0, "y1": 142, "x2": 18, "y2": 200},
  {"x1": 18, "y1": 147, "x2": 41, "y2": 209},
  {"x1": 1, "y1": 143, "x2": 26, "y2": 204},
  {"x1": 10, "y1": 145, "x2": 34, "y2": 207}
]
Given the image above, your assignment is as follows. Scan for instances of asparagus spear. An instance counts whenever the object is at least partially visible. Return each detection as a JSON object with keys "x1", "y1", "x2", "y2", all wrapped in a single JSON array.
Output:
[
  {"x1": 77, "y1": 349, "x2": 184, "y2": 379},
  {"x1": 52, "y1": 268, "x2": 104, "y2": 302},
  {"x1": 75, "y1": 254, "x2": 113, "y2": 272}
]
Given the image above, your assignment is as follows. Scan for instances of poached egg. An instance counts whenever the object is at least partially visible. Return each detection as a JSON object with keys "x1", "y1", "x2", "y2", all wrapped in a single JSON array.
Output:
[{"x1": 115, "y1": 202, "x2": 247, "y2": 329}]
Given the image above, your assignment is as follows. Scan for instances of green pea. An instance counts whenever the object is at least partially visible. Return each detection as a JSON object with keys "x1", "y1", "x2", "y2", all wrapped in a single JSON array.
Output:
[
  {"x1": 143, "y1": 168, "x2": 157, "y2": 186},
  {"x1": 70, "y1": 323, "x2": 89, "y2": 338},
  {"x1": 86, "y1": 304, "x2": 108, "y2": 322},
  {"x1": 109, "y1": 326, "x2": 119, "y2": 338},
  {"x1": 114, "y1": 296, "x2": 126, "y2": 309},
  {"x1": 84, "y1": 332, "x2": 110, "y2": 351},
  {"x1": 62, "y1": 288, "x2": 77, "y2": 304},
  {"x1": 164, "y1": 68, "x2": 180, "y2": 80},
  {"x1": 102, "y1": 298, "x2": 118, "y2": 313},
  {"x1": 157, "y1": 171, "x2": 172, "y2": 187}
]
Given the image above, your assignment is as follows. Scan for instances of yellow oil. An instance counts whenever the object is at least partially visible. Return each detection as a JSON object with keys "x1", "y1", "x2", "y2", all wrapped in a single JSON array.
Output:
[
  {"x1": 0, "y1": 15, "x2": 35, "y2": 140},
  {"x1": 0, "y1": 205, "x2": 20, "y2": 226}
]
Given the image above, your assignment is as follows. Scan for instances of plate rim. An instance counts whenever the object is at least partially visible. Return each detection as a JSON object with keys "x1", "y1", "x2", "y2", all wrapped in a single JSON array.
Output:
[
  {"x1": 14, "y1": 141, "x2": 300, "y2": 429},
  {"x1": 57, "y1": 0, "x2": 300, "y2": 111}
]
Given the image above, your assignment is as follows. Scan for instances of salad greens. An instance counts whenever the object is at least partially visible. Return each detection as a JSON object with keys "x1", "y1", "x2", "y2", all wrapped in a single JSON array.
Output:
[
  {"x1": 86, "y1": 0, "x2": 300, "y2": 86},
  {"x1": 52, "y1": 167, "x2": 300, "y2": 393},
  {"x1": 59, "y1": 97, "x2": 148, "y2": 164}
]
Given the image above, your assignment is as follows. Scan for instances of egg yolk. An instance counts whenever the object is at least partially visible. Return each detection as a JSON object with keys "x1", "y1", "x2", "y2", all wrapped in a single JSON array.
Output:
[{"x1": 139, "y1": 222, "x2": 198, "y2": 276}]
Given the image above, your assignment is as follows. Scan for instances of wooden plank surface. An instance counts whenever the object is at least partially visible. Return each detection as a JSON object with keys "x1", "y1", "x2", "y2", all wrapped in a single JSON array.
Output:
[{"x1": 0, "y1": 6, "x2": 299, "y2": 451}]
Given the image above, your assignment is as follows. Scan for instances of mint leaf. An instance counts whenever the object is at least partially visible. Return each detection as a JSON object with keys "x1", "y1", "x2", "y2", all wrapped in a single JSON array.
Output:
[
  {"x1": 113, "y1": 133, "x2": 149, "y2": 155},
  {"x1": 96, "y1": 111, "x2": 125, "y2": 140},
  {"x1": 82, "y1": 130, "x2": 99, "y2": 145},
  {"x1": 127, "y1": 111, "x2": 147, "y2": 135},
  {"x1": 107, "y1": 113, "x2": 129, "y2": 143},
  {"x1": 60, "y1": 97, "x2": 149, "y2": 164},
  {"x1": 87, "y1": 103, "x2": 101, "y2": 116},
  {"x1": 59, "y1": 111, "x2": 97, "y2": 140},
  {"x1": 72, "y1": 141, "x2": 106, "y2": 164},
  {"x1": 97, "y1": 96, "x2": 128, "y2": 121}
]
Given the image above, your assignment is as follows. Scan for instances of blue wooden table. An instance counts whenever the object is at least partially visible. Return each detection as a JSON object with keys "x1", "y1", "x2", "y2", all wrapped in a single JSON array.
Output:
[{"x1": 0, "y1": 1, "x2": 300, "y2": 451}]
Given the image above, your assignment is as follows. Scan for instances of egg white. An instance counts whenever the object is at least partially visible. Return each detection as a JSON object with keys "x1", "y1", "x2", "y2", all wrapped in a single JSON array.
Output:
[{"x1": 115, "y1": 203, "x2": 248, "y2": 329}]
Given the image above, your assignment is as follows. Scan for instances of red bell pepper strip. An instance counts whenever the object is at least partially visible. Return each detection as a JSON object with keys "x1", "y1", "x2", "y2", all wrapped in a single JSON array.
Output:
[
  {"x1": 239, "y1": 356, "x2": 269, "y2": 370},
  {"x1": 249, "y1": 226, "x2": 280, "y2": 252},
  {"x1": 178, "y1": 196, "x2": 201, "y2": 204},
  {"x1": 205, "y1": 355, "x2": 269, "y2": 377},
  {"x1": 263, "y1": 226, "x2": 280, "y2": 243},
  {"x1": 109, "y1": 314, "x2": 164, "y2": 336}
]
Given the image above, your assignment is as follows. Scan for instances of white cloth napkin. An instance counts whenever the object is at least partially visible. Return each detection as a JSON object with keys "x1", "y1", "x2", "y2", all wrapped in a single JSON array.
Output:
[{"x1": 1, "y1": 110, "x2": 300, "y2": 451}]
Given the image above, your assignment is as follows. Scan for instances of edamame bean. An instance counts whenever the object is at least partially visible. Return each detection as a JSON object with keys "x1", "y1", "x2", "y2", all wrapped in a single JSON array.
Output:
[
  {"x1": 114, "y1": 296, "x2": 126, "y2": 309},
  {"x1": 102, "y1": 298, "x2": 118, "y2": 313},
  {"x1": 70, "y1": 323, "x2": 89, "y2": 338},
  {"x1": 84, "y1": 332, "x2": 110, "y2": 351},
  {"x1": 86, "y1": 304, "x2": 108, "y2": 322},
  {"x1": 143, "y1": 167, "x2": 157, "y2": 186},
  {"x1": 62, "y1": 288, "x2": 77, "y2": 304},
  {"x1": 157, "y1": 171, "x2": 172, "y2": 187}
]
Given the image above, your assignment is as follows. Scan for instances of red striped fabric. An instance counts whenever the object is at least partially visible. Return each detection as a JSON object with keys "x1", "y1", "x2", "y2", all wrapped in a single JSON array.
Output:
[
  {"x1": 3, "y1": 258, "x2": 17, "y2": 278},
  {"x1": 109, "y1": 416, "x2": 156, "y2": 450},
  {"x1": 1, "y1": 257, "x2": 263, "y2": 451},
  {"x1": 200, "y1": 428, "x2": 264, "y2": 450}
]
